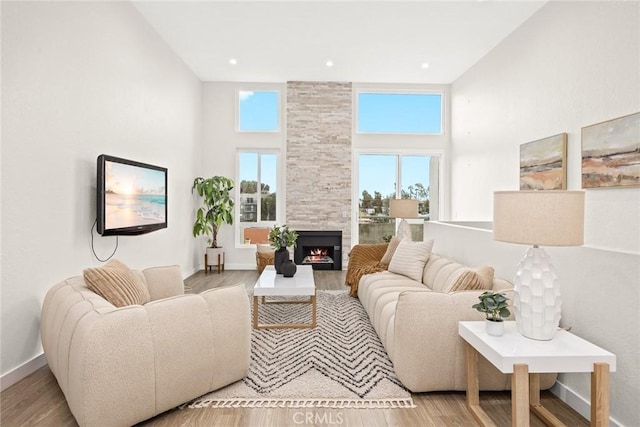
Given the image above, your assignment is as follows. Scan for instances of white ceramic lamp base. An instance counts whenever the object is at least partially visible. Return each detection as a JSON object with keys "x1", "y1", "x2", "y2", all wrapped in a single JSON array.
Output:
[
  {"x1": 513, "y1": 246, "x2": 561, "y2": 341},
  {"x1": 397, "y1": 219, "x2": 412, "y2": 241}
]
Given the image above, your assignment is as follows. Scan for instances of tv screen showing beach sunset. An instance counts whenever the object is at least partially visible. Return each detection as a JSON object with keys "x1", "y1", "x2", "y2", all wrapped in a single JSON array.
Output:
[{"x1": 104, "y1": 160, "x2": 166, "y2": 231}]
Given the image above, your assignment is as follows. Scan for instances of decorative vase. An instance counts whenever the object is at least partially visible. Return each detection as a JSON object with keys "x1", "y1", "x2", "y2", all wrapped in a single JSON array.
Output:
[
  {"x1": 514, "y1": 246, "x2": 561, "y2": 341},
  {"x1": 485, "y1": 319, "x2": 504, "y2": 337},
  {"x1": 281, "y1": 259, "x2": 297, "y2": 277},
  {"x1": 274, "y1": 248, "x2": 289, "y2": 274}
]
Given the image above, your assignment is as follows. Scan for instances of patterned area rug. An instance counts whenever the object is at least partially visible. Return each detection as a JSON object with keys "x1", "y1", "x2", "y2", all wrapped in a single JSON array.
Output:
[{"x1": 187, "y1": 290, "x2": 414, "y2": 409}]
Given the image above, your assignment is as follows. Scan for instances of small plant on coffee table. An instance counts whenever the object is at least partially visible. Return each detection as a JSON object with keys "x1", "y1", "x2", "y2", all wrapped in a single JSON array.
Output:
[
  {"x1": 472, "y1": 291, "x2": 511, "y2": 322},
  {"x1": 268, "y1": 225, "x2": 298, "y2": 250},
  {"x1": 268, "y1": 225, "x2": 298, "y2": 274}
]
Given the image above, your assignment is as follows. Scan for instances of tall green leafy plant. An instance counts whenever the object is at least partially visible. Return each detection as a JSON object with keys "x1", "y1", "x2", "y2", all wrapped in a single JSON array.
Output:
[{"x1": 192, "y1": 176, "x2": 235, "y2": 248}]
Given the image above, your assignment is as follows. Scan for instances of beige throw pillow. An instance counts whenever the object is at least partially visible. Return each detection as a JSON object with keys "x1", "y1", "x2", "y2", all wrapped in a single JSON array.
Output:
[
  {"x1": 388, "y1": 239, "x2": 434, "y2": 282},
  {"x1": 447, "y1": 266, "x2": 495, "y2": 292},
  {"x1": 83, "y1": 259, "x2": 151, "y2": 307},
  {"x1": 256, "y1": 243, "x2": 273, "y2": 253},
  {"x1": 380, "y1": 236, "x2": 401, "y2": 265}
]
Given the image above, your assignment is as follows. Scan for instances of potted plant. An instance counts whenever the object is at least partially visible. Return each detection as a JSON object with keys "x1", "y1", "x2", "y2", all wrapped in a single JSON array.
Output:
[
  {"x1": 192, "y1": 176, "x2": 235, "y2": 272},
  {"x1": 472, "y1": 291, "x2": 511, "y2": 336},
  {"x1": 268, "y1": 224, "x2": 298, "y2": 274}
]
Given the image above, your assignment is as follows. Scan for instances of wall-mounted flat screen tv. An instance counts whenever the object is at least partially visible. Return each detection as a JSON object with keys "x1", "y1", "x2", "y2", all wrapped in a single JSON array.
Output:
[{"x1": 97, "y1": 154, "x2": 167, "y2": 236}]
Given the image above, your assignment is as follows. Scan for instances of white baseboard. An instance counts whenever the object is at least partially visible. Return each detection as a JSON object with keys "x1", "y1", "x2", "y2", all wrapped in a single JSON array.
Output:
[
  {"x1": 196, "y1": 263, "x2": 256, "y2": 271},
  {"x1": 551, "y1": 381, "x2": 623, "y2": 427},
  {"x1": 1, "y1": 353, "x2": 47, "y2": 392}
]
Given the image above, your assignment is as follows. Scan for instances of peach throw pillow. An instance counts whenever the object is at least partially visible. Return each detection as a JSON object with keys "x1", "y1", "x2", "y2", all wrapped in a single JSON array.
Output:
[
  {"x1": 83, "y1": 259, "x2": 151, "y2": 307},
  {"x1": 447, "y1": 266, "x2": 495, "y2": 292}
]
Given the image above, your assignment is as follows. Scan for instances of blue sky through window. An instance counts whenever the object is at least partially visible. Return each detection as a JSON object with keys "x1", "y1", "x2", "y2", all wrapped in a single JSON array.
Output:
[
  {"x1": 359, "y1": 155, "x2": 430, "y2": 197},
  {"x1": 358, "y1": 93, "x2": 442, "y2": 134},
  {"x1": 238, "y1": 90, "x2": 437, "y2": 199},
  {"x1": 239, "y1": 91, "x2": 279, "y2": 131},
  {"x1": 239, "y1": 152, "x2": 277, "y2": 193}
]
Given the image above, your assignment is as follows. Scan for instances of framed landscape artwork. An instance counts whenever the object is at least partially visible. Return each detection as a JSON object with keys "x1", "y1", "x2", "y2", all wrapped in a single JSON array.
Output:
[
  {"x1": 520, "y1": 133, "x2": 567, "y2": 190},
  {"x1": 581, "y1": 112, "x2": 640, "y2": 189}
]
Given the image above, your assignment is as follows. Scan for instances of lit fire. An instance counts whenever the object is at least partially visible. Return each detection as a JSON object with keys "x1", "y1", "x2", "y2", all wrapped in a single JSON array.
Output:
[
  {"x1": 309, "y1": 248, "x2": 328, "y2": 257},
  {"x1": 302, "y1": 247, "x2": 333, "y2": 264}
]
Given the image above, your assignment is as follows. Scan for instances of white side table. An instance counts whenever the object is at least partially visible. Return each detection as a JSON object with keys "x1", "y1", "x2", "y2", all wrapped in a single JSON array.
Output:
[{"x1": 458, "y1": 321, "x2": 616, "y2": 427}]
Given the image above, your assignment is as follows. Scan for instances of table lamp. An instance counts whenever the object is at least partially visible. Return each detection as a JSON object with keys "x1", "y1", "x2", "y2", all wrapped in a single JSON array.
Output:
[
  {"x1": 389, "y1": 199, "x2": 418, "y2": 241},
  {"x1": 493, "y1": 190, "x2": 584, "y2": 340}
]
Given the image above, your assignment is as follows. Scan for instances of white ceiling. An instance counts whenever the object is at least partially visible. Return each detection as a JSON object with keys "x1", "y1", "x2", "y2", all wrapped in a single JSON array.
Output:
[{"x1": 132, "y1": 1, "x2": 547, "y2": 84}]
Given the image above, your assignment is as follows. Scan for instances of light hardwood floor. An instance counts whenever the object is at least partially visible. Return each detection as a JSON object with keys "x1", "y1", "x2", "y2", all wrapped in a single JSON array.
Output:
[{"x1": 1, "y1": 270, "x2": 589, "y2": 427}]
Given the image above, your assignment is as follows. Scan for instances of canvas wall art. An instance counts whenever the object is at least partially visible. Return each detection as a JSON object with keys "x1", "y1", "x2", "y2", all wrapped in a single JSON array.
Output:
[
  {"x1": 520, "y1": 133, "x2": 567, "y2": 190},
  {"x1": 582, "y1": 112, "x2": 640, "y2": 189}
]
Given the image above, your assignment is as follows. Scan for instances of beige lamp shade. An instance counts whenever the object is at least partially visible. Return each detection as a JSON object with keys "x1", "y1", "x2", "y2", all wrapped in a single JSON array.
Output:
[
  {"x1": 389, "y1": 199, "x2": 418, "y2": 219},
  {"x1": 493, "y1": 191, "x2": 585, "y2": 246}
]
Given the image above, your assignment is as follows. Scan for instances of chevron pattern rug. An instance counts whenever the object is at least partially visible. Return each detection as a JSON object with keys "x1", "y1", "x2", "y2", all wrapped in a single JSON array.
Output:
[{"x1": 187, "y1": 290, "x2": 414, "y2": 409}]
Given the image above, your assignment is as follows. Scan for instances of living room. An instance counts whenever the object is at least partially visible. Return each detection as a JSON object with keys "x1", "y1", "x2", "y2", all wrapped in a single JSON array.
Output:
[{"x1": 2, "y1": 1, "x2": 639, "y2": 426}]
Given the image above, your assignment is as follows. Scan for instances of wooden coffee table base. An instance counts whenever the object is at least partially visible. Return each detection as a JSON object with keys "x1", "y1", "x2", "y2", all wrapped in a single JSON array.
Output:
[{"x1": 252, "y1": 295, "x2": 317, "y2": 329}]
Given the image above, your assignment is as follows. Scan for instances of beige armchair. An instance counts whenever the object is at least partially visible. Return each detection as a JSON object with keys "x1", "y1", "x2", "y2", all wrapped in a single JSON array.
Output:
[{"x1": 40, "y1": 265, "x2": 250, "y2": 427}]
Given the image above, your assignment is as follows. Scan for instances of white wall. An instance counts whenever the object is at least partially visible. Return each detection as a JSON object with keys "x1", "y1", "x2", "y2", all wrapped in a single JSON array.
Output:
[
  {"x1": 1, "y1": 1, "x2": 202, "y2": 381},
  {"x1": 201, "y1": 82, "x2": 286, "y2": 269},
  {"x1": 450, "y1": 1, "x2": 640, "y2": 425}
]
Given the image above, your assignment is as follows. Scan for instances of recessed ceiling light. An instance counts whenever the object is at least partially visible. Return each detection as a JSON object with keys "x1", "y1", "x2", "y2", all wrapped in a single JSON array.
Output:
[
  {"x1": 229, "y1": 58, "x2": 237, "y2": 65},
  {"x1": 326, "y1": 60, "x2": 334, "y2": 67},
  {"x1": 421, "y1": 62, "x2": 430, "y2": 69}
]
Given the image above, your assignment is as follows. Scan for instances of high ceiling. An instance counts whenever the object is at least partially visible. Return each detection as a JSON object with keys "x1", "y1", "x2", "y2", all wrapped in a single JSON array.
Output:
[{"x1": 133, "y1": 1, "x2": 547, "y2": 84}]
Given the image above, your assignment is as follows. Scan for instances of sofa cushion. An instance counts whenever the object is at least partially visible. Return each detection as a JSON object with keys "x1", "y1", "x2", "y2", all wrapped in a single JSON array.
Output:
[
  {"x1": 142, "y1": 265, "x2": 184, "y2": 301},
  {"x1": 446, "y1": 266, "x2": 495, "y2": 293},
  {"x1": 380, "y1": 236, "x2": 401, "y2": 265},
  {"x1": 83, "y1": 259, "x2": 151, "y2": 307},
  {"x1": 359, "y1": 275, "x2": 425, "y2": 316},
  {"x1": 388, "y1": 239, "x2": 434, "y2": 282}
]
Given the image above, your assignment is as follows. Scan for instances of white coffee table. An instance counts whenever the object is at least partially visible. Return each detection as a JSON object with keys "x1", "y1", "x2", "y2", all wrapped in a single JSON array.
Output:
[
  {"x1": 253, "y1": 265, "x2": 316, "y2": 329},
  {"x1": 459, "y1": 321, "x2": 616, "y2": 427}
]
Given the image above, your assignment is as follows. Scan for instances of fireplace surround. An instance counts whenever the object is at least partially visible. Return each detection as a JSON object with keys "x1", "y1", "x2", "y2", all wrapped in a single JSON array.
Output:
[{"x1": 294, "y1": 230, "x2": 342, "y2": 270}]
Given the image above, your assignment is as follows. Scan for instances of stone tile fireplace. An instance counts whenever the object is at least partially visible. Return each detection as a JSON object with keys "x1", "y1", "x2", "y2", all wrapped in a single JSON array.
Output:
[{"x1": 285, "y1": 81, "x2": 352, "y2": 269}]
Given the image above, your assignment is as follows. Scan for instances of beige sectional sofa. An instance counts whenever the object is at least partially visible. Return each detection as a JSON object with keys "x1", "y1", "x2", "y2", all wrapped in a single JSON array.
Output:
[
  {"x1": 357, "y1": 251, "x2": 557, "y2": 392},
  {"x1": 41, "y1": 265, "x2": 250, "y2": 427}
]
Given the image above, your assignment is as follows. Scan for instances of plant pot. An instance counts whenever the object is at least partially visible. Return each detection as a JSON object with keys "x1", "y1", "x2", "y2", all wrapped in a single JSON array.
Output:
[
  {"x1": 205, "y1": 247, "x2": 225, "y2": 274},
  {"x1": 281, "y1": 260, "x2": 297, "y2": 277},
  {"x1": 274, "y1": 248, "x2": 289, "y2": 274},
  {"x1": 485, "y1": 319, "x2": 504, "y2": 337}
]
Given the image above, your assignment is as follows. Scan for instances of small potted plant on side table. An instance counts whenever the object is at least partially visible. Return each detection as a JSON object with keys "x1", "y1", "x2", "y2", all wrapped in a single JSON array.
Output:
[
  {"x1": 268, "y1": 225, "x2": 298, "y2": 274},
  {"x1": 472, "y1": 291, "x2": 511, "y2": 336}
]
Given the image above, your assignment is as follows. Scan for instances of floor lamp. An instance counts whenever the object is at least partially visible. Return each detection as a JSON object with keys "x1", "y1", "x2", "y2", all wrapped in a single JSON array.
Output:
[
  {"x1": 493, "y1": 190, "x2": 584, "y2": 341},
  {"x1": 389, "y1": 199, "x2": 418, "y2": 241}
]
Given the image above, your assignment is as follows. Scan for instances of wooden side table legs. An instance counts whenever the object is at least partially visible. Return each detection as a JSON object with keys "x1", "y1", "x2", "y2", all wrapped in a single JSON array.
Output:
[
  {"x1": 591, "y1": 363, "x2": 610, "y2": 427},
  {"x1": 465, "y1": 343, "x2": 497, "y2": 426},
  {"x1": 464, "y1": 342, "x2": 610, "y2": 427},
  {"x1": 204, "y1": 253, "x2": 224, "y2": 274},
  {"x1": 512, "y1": 364, "x2": 530, "y2": 427}
]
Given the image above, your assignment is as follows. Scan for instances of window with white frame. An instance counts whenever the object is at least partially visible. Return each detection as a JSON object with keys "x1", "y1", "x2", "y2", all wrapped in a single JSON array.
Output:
[
  {"x1": 357, "y1": 92, "x2": 442, "y2": 134},
  {"x1": 238, "y1": 90, "x2": 280, "y2": 132},
  {"x1": 237, "y1": 151, "x2": 279, "y2": 245},
  {"x1": 357, "y1": 153, "x2": 439, "y2": 244}
]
